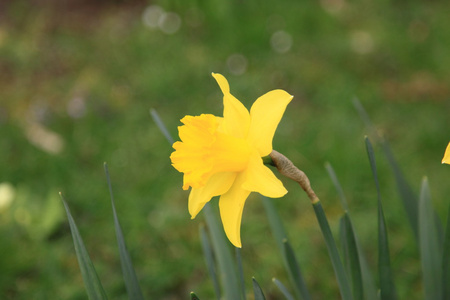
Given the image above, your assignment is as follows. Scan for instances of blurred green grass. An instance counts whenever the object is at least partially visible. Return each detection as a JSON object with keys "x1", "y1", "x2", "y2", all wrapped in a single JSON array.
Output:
[{"x1": 1, "y1": 0, "x2": 449, "y2": 299}]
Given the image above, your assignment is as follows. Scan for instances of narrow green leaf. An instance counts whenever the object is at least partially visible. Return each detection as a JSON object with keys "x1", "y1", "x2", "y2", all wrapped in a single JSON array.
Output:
[
  {"x1": 283, "y1": 240, "x2": 311, "y2": 300},
  {"x1": 203, "y1": 203, "x2": 241, "y2": 300},
  {"x1": 342, "y1": 213, "x2": 364, "y2": 300},
  {"x1": 339, "y1": 217, "x2": 349, "y2": 273},
  {"x1": 252, "y1": 278, "x2": 266, "y2": 300},
  {"x1": 235, "y1": 248, "x2": 247, "y2": 300},
  {"x1": 312, "y1": 200, "x2": 353, "y2": 300},
  {"x1": 358, "y1": 251, "x2": 378, "y2": 300},
  {"x1": 326, "y1": 162, "x2": 378, "y2": 300},
  {"x1": 149, "y1": 108, "x2": 175, "y2": 145},
  {"x1": 419, "y1": 178, "x2": 442, "y2": 300},
  {"x1": 365, "y1": 137, "x2": 397, "y2": 300},
  {"x1": 377, "y1": 201, "x2": 397, "y2": 300},
  {"x1": 262, "y1": 196, "x2": 288, "y2": 252},
  {"x1": 262, "y1": 196, "x2": 311, "y2": 300},
  {"x1": 199, "y1": 225, "x2": 221, "y2": 300},
  {"x1": 272, "y1": 278, "x2": 295, "y2": 300},
  {"x1": 354, "y1": 98, "x2": 420, "y2": 240},
  {"x1": 190, "y1": 292, "x2": 200, "y2": 300},
  {"x1": 60, "y1": 193, "x2": 108, "y2": 300},
  {"x1": 442, "y1": 201, "x2": 450, "y2": 300},
  {"x1": 325, "y1": 162, "x2": 349, "y2": 211},
  {"x1": 104, "y1": 164, "x2": 144, "y2": 300}
]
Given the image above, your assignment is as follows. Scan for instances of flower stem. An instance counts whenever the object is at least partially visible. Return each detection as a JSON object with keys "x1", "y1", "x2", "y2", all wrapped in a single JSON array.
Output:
[{"x1": 270, "y1": 150, "x2": 354, "y2": 299}]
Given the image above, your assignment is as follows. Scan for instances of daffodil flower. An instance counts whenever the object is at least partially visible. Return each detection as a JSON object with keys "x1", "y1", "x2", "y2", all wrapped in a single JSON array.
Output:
[
  {"x1": 443, "y1": 142, "x2": 450, "y2": 164},
  {"x1": 170, "y1": 73, "x2": 293, "y2": 247}
]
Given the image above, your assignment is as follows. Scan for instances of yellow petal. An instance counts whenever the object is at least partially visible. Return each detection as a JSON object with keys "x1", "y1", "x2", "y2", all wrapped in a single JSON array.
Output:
[
  {"x1": 212, "y1": 73, "x2": 250, "y2": 139},
  {"x1": 242, "y1": 152, "x2": 287, "y2": 198},
  {"x1": 189, "y1": 172, "x2": 237, "y2": 218},
  {"x1": 442, "y1": 142, "x2": 450, "y2": 164},
  {"x1": 247, "y1": 90, "x2": 293, "y2": 156},
  {"x1": 218, "y1": 173, "x2": 251, "y2": 248}
]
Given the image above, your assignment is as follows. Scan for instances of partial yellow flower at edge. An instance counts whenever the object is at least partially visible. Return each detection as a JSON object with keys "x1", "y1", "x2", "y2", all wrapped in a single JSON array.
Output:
[
  {"x1": 170, "y1": 73, "x2": 293, "y2": 248},
  {"x1": 442, "y1": 142, "x2": 450, "y2": 164}
]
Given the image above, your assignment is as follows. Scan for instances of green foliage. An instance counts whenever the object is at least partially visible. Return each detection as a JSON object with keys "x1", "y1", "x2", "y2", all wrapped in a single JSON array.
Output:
[
  {"x1": 339, "y1": 213, "x2": 363, "y2": 300},
  {"x1": 252, "y1": 278, "x2": 266, "y2": 300},
  {"x1": 60, "y1": 105, "x2": 449, "y2": 300},
  {"x1": 365, "y1": 137, "x2": 397, "y2": 300},
  {"x1": 418, "y1": 178, "x2": 443, "y2": 300},
  {"x1": 60, "y1": 194, "x2": 108, "y2": 300},
  {"x1": 262, "y1": 197, "x2": 310, "y2": 299},
  {"x1": 190, "y1": 292, "x2": 200, "y2": 300},
  {"x1": 282, "y1": 240, "x2": 311, "y2": 300},
  {"x1": 312, "y1": 201, "x2": 353, "y2": 300},
  {"x1": 272, "y1": 278, "x2": 295, "y2": 300},
  {"x1": 199, "y1": 225, "x2": 220, "y2": 299},
  {"x1": 104, "y1": 164, "x2": 144, "y2": 300},
  {"x1": 202, "y1": 204, "x2": 241, "y2": 300},
  {"x1": 442, "y1": 203, "x2": 450, "y2": 300}
]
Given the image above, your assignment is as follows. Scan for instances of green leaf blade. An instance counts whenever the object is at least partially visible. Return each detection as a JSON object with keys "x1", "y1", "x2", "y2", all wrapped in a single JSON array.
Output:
[
  {"x1": 312, "y1": 200, "x2": 353, "y2": 300},
  {"x1": 283, "y1": 240, "x2": 311, "y2": 300},
  {"x1": 326, "y1": 162, "x2": 378, "y2": 300},
  {"x1": 60, "y1": 193, "x2": 108, "y2": 300},
  {"x1": 442, "y1": 201, "x2": 450, "y2": 300},
  {"x1": 419, "y1": 178, "x2": 442, "y2": 300},
  {"x1": 354, "y1": 99, "x2": 419, "y2": 240},
  {"x1": 365, "y1": 137, "x2": 397, "y2": 300},
  {"x1": 203, "y1": 203, "x2": 241, "y2": 300},
  {"x1": 325, "y1": 162, "x2": 349, "y2": 212},
  {"x1": 341, "y1": 213, "x2": 364, "y2": 300},
  {"x1": 252, "y1": 278, "x2": 266, "y2": 300},
  {"x1": 272, "y1": 278, "x2": 295, "y2": 300},
  {"x1": 262, "y1": 196, "x2": 288, "y2": 253},
  {"x1": 235, "y1": 247, "x2": 247, "y2": 300},
  {"x1": 149, "y1": 108, "x2": 175, "y2": 145},
  {"x1": 190, "y1": 292, "x2": 200, "y2": 300},
  {"x1": 199, "y1": 224, "x2": 221, "y2": 300},
  {"x1": 262, "y1": 197, "x2": 311, "y2": 299},
  {"x1": 104, "y1": 164, "x2": 144, "y2": 300}
]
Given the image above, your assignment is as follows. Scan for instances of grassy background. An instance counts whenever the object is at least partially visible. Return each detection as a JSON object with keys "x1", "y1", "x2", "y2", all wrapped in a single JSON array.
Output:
[{"x1": 1, "y1": 0, "x2": 449, "y2": 299}]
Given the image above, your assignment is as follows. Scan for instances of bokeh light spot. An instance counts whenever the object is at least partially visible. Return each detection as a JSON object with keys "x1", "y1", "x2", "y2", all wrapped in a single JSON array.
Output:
[
  {"x1": 227, "y1": 54, "x2": 248, "y2": 76},
  {"x1": 159, "y1": 12, "x2": 182, "y2": 35},
  {"x1": 271, "y1": 30, "x2": 293, "y2": 54},
  {"x1": 0, "y1": 183, "x2": 15, "y2": 213},
  {"x1": 350, "y1": 30, "x2": 374, "y2": 54},
  {"x1": 320, "y1": 0, "x2": 346, "y2": 15},
  {"x1": 142, "y1": 5, "x2": 164, "y2": 29},
  {"x1": 67, "y1": 96, "x2": 86, "y2": 119},
  {"x1": 25, "y1": 123, "x2": 64, "y2": 155}
]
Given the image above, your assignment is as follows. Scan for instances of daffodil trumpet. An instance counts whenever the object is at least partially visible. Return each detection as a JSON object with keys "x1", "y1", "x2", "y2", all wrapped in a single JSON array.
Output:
[{"x1": 170, "y1": 73, "x2": 293, "y2": 248}]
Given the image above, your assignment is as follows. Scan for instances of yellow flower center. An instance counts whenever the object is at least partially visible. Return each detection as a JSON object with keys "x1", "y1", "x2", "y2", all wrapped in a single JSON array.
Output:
[{"x1": 170, "y1": 114, "x2": 251, "y2": 190}]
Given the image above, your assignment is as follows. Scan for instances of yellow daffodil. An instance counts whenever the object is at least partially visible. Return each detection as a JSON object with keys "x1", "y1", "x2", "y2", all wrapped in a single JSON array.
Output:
[
  {"x1": 170, "y1": 73, "x2": 293, "y2": 247},
  {"x1": 443, "y1": 142, "x2": 450, "y2": 164}
]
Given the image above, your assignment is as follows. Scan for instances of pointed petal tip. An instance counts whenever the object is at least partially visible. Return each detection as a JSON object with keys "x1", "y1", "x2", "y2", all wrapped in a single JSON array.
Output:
[
  {"x1": 230, "y1": 237, "x2": 242, "y2": 248},
  {"x1": 212, "y1": 73, "x2": 230, "y2": 94}
]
